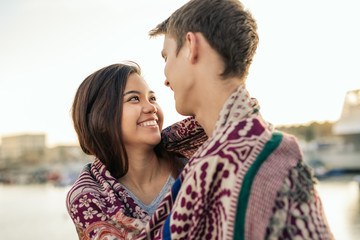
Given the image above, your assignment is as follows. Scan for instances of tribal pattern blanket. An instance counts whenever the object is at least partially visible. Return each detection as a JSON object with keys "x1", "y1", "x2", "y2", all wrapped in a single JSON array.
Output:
[
  {"x1": 66, "y1": 117, "x2": 207, "y2": 240},
  {"x1": 137, "y1": 85, "x2": 333, "y2": 240}
]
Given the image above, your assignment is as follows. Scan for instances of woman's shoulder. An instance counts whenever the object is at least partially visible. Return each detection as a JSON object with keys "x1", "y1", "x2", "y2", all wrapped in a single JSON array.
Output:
[
  {"x1": 162, "y1": 117, "x2": 204, "y2": 140},
  {"x1": 66, "y1": 163, "x2": 101, "y2": 210},
  {"x1": 65, "y1": 162, "x2": 120, "y2": 235},
  {"x1": 161, "y1": 117, "x2": 208, "y2": 159}
]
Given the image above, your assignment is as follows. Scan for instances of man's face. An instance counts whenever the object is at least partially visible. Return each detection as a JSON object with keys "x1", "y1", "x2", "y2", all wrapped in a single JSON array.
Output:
[{"x1": 161, "y1": 35, "x2": 194, "y2": 116}]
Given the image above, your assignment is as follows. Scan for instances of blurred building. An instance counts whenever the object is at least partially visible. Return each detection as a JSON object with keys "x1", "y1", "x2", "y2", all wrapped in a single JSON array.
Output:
[
  {"x1": 0, "y1": 134, "x2": 92, "y2": 184},
  {"x1": 46, "y1": 144, "x2": 90, "y2": 163},
  {"x1": 0, "y1": 144, "x2": 2, "y2": 168},
  {"x1": 333, "y1": 89, "x2": 360, "y2": 150},
  {"x1": 0, "y1": 133, "x2": 46, "y2": 166}
]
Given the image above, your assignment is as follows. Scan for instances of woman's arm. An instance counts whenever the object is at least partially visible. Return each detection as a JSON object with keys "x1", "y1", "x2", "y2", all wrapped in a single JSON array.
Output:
[{"x1": 161, "y1": 117, "x2": 208, "y2": 159}]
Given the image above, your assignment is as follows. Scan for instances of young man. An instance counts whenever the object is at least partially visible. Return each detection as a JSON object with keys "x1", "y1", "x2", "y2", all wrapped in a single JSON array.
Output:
[{"x1": 138, "y1": 0, "x2": 333, "y2": 239}]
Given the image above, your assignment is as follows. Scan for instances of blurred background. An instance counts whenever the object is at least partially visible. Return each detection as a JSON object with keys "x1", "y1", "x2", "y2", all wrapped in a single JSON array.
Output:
[{"x1": 0, "y1": 0, "x2": 359, "y2": 239}]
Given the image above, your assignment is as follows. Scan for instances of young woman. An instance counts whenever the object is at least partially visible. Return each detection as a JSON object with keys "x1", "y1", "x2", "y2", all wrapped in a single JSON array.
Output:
[{"x1": 66, "y1": 62, "x2": 207, "y2": 239}]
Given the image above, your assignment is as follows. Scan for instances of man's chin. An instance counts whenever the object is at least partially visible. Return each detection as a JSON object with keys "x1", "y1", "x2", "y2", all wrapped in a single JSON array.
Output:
[{"x1": 175, "y1": 105, "x2": 193, "y2": 117}]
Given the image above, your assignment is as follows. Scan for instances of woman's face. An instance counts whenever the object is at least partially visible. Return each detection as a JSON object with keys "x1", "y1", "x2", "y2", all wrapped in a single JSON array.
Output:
[{"x1": 121, "y1": 73, "x2": 164, "y2": 149}]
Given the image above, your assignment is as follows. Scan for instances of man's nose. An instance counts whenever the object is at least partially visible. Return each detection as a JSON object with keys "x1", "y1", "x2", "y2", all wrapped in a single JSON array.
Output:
[{"x1": 164, "y1": 79, "x2": 170, "y2": 87}]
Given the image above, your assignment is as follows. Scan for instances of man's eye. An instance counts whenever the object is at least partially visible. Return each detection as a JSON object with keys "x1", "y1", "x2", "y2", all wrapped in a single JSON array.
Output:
[{"x1": 150, "y1": 96, "x2": 157, "y2": 101}]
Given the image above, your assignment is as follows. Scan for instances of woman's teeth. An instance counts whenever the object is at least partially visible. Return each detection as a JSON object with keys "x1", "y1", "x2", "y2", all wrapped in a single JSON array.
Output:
[{"x1": 139, "y1": 120, "x2": 157, "y2": 127}]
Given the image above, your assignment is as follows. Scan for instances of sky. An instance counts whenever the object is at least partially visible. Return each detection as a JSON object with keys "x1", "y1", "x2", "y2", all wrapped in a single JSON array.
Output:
[{"x1": 0, "y1": 0, "x2": 359, "y2": 146}]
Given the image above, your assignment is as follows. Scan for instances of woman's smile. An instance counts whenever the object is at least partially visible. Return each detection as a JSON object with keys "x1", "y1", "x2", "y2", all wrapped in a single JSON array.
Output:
[{"x1": 138, "y1": 119, "x2": 158, "y2": 128}]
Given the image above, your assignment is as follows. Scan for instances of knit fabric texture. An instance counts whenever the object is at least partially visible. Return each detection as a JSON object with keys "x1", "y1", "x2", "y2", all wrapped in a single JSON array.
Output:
[
  {"x1": 66, "y1": 117, "x2": 207, "y2": 240},
  {"x1": 137, "y1": 85, "x2": 333, "y2": 240}
]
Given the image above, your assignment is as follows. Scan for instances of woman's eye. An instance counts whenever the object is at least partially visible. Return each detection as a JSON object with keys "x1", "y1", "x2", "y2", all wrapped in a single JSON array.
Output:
[
  {"x1": 150, "y1": 96, "x2": 157, "y2": 102},
  {"x1": 128, "y1": 96, "x2": 139, "y2": 102}
]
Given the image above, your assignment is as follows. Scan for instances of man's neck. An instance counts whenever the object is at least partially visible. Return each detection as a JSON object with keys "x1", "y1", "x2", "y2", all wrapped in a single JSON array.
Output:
[{"x1": 194, "y1": 79, "x2": 242, "y2": 137}]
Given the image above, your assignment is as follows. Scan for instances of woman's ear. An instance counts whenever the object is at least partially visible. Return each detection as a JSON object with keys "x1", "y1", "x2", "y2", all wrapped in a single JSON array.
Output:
[{"x1": 185, "y1": 32, "x2": 198, "y2": 64}]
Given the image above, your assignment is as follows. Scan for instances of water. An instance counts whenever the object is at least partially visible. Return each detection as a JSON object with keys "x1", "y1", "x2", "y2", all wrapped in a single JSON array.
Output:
[
  {"x1": 316, "y1": 175, "x2": 360, "y2": 239},
  {"x1": 0, "y1": 176, "x2": 359, "y2": 240},
  {"x1": 0, "y1": 184, "x2": 77, "y2": 240}
]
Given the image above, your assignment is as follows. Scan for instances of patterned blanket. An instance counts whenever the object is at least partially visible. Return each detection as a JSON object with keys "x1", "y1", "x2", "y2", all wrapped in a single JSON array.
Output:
[
  {"x1": 66, "y1": 117, "x2": 207, "y2": 240},
  {"x1": 137, "y1": 85, "x2": 333, "y2": 239}
]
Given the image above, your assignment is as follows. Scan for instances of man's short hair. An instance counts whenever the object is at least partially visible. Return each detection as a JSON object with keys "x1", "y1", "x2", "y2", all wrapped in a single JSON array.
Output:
[{"x1": 150, "y1": 0, "x2": 259, "y2": 80}]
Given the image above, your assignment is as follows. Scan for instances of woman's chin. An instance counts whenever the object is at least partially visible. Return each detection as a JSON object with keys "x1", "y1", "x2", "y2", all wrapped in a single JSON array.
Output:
[{"x1": 146, "y1": 135, "x2": 162, "y2": 147}]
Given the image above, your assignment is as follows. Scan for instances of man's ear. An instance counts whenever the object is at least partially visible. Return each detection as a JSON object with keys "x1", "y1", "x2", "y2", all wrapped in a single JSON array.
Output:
[{"x1": 185, "y1": 32, "x2": 198, "y2": 64}]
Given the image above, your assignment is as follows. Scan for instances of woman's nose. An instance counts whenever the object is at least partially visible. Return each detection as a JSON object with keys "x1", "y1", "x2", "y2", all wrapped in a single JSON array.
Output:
[
  {"x1": 164, "y1": 79, "x2": 170, "y2": 87},
  {"x1": 143, "y1": 102, "x2": 157, "y2": 113}
]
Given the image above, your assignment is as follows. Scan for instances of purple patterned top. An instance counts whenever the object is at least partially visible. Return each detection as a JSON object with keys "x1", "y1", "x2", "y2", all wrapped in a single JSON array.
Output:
[
  {"x1": 66, "y1": 117, "x2": 207, "y2": 240},
  {"x1": 137, "y1": 85, "x2": 334, "y2": 239}
]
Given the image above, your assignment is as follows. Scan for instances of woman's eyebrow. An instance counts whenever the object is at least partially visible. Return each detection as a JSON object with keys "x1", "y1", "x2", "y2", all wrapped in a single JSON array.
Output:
[
  {"x1": 123, "y1": 90, "x2": 155, "y2": 96},
  {"x1": 123, "y1": 90, "x2": 140, "y2": 96}
]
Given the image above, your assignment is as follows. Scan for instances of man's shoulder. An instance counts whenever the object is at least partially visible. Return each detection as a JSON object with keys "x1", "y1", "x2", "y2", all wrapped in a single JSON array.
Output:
[
  {"x1": 185, "y1": 117, "x2": 271, "y2": 167},
  {"x1": 215, "y1": 117, "x2": 269, "y2": 140}
]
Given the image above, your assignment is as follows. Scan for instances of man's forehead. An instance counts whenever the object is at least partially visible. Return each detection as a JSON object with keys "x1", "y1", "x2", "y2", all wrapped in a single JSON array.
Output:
[
  {"x1": 161, "y1": 36, "x2": 171, "y2": 56},
  {"x1": 163, "y1": 36, "x2": 169, "y2": 48},
  {"x1": 163, "y1": 36, "x2": 176, "y2": 49}
]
